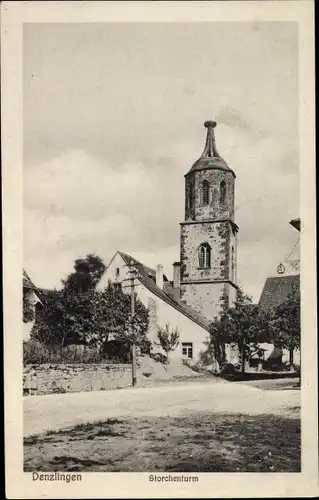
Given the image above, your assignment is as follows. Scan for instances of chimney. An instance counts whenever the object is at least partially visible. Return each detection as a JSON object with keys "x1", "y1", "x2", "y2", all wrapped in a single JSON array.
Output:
[
  {"x1": 173, "y1": 262, "x2": 181, "y2": 288},
  {"x1": 156, "y1": 264, "x2": 164, "y2": 290}
]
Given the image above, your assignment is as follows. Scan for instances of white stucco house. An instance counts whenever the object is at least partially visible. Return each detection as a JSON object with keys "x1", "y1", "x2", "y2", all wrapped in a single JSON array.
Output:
[
  {"x1": 96, "y1": 251, "x2": 211, "y2": 363},
  {"x1": 23, "y1": 269, "x2": 43, "y2": 341}
]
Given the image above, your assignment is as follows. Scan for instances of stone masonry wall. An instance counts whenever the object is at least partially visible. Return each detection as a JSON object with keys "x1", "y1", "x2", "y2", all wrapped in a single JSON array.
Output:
[
  {"x1": 180, "y1": 221, "x2": 231, "y2": 282},
  {"x1": 180, "y1": 282, "x2": 230, "y2": 321},
  {"x1": 23, "y1": 364, "x2": 132, "y2": 395},
  {"x1": 185, "y1": 169, "x2": 234, "y2": 222},
  {"x1": 194, "y1": 169, "x2": 235, "y2": 221}
]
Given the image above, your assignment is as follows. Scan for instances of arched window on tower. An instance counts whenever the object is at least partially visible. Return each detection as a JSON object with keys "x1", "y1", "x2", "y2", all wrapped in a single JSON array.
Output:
[
  {"x1": 201, "y1": 180, "x2": 209, "y2": 205},
  {"x1": 186, "y1": 178, "x2": 195, "y2": 211},
  {"x1": 198, "y1": 243, "x2": 211, "y2": 268},
  {"x1": 220, "y1": 180, "x2": 226, "y2": 205}
]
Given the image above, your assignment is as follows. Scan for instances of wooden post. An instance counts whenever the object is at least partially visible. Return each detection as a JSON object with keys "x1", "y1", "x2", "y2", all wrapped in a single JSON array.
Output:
[{"x1": 130, "y1": 261, "x2": 137, "y2": 387}]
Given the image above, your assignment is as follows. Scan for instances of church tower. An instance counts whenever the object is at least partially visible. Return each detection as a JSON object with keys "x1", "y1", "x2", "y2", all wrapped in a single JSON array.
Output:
[{"x1": 180, "y1": 121, "x2": 238, "y2": 321}]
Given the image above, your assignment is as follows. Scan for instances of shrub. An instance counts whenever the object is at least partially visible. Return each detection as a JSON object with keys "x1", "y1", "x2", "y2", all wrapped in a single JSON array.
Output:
[
  {"x1": 23, "y1": 295, "x2": 35, "y2": 324},
  {"x1": 102, "y1": 340, "x2": 132, "y2": 363},
  {"x1": 60, "y1": 344, "x2": 103, "y2": 364},
  {"x1": 23, "y1": 339, "x2": 105, "y2": 365},
  {"x1": 23, "y1": 339, "x2": 51, "y2": 365},
  {"x1": 157, "y1": 324, "x2": 179, "y2": 360}
]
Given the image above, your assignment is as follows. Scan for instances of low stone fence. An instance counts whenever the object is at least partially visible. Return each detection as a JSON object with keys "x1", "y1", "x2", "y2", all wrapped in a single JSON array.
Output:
[{"x1": 23, "y1": 363, "x2": 132, "y2": 395}]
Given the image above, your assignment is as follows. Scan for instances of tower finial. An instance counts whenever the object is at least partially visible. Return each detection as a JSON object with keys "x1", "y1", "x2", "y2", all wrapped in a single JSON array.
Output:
[
  {"x1": 201, "y1": 120, "x2": 220, "y2": 158},
  {"x1": 204, "y1": 120, "x2": 217, "y2": 129}
]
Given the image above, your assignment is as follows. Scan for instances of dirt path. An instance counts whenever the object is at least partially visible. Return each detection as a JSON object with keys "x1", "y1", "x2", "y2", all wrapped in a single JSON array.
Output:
[{"x1": 24, "y1": 380, "x2": 300, "y2": 437}]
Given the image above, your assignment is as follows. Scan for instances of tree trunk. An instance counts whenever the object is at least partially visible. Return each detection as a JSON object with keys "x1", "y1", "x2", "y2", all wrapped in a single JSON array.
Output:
[
  {"x1": 289, "y1": 347, "x2": 294, "y2": 369},
  {"x1": 240, "y1": 336, "x2": 246, "y2": 374},
  {"x1": 241, "y1": 344, "x2": 245, "y2": 373},
  {"x1": 61, "y1": 334, "x2": 67, "y2": 362}
]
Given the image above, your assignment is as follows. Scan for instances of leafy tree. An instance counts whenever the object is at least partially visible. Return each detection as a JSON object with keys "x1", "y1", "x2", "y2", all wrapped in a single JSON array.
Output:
[
  {"x1": 23, "y1": 292, "x2": 35, "y2": 323},
  {"x1": 268, "y1": 291, "x2": 300, "y2": 367},
  {"x1": 62, "y1": 254, "x2": 106, "y2": 293},
  {"x1": 157, "y1": 323, "x2": 180, "y2": 361},
  {"x1": 93, "y1": 281, "x2": 150, "y2": 353},
  {"x1": 209, "y1": 288, "x2": 271, "y2": 373},
  {"x1": 31, "y1": 288, "x2": 99, "y2": 351},
  {"x1": 32, "y1": 254, "x2": 107, "y2": 351},
  {"x1": 31, "y1": 278, "x2": 150, "y2": 359}
]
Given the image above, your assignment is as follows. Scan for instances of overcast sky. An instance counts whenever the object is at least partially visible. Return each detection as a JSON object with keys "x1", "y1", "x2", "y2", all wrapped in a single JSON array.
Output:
[{"x1": 23, "y1": 22, "x2": 299, "y2": 301}]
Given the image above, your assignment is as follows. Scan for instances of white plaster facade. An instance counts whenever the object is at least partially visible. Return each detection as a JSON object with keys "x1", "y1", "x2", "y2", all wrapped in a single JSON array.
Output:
[{"x1": 97, "y1": 252, "x2": 210, "y2": 362}]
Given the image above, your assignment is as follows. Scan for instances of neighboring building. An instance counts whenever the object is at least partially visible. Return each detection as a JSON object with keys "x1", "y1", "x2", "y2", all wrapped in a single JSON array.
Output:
[
  {"x1": 259, "y1": 217, "x2": 300, "y2": 311},
  {"x1": 258, "y1": 218, "x2": 300, "y2": 366},
  {"x1": 23, "y1": 269, "x2": 43, "y2": 341},
  {"x1": 259, "y1": 275, "x2": 300, "y2": 312},
  {"x1": 97, "y1": 121, "x2": 238, "y2": 362}
]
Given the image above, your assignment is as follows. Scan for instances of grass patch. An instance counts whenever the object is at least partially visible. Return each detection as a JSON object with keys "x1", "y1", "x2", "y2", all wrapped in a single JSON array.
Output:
[{"x1": 24, "y1": 408, "x2": 300, "y2": 473}]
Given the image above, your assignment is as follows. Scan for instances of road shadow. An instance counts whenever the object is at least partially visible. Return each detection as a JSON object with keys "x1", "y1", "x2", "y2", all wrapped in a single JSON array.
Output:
[{"x1": 24, "y1": 411, "x2": 301, "y2": 473}]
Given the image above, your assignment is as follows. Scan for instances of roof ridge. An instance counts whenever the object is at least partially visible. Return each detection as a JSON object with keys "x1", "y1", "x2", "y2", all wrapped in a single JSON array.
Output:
[
  {"x1": 23, "y1": 269, "x2": 37, "y2": 289},
  {"x1": 115, "y1": 251, "x2": 210, "y2": 330}
]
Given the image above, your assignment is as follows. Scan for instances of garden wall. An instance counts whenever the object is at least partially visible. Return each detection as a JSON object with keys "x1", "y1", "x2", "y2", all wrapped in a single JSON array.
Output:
[{"x1": 23, "y1": 363, "x2": 132, "y2": 395}]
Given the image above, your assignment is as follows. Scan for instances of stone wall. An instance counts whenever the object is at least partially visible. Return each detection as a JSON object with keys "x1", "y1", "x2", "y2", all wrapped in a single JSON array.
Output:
[
  {"x1": 23, "y1": 363, "x2": 132, "y2": 395},
  {"x1": 180, "y1": 281, "x2": 229, "y2": 320},
  {"x1": 180, "y1": 218, "x2": 237, "y2": 320},
  {"x1": 185, "y1": 169, "x2": 235, "y2": 222},
  {"x1": 180, "y1": 221, "x2": 232, "y2": 282}
]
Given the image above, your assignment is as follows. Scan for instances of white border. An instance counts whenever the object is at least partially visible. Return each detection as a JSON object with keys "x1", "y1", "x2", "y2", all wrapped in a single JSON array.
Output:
[{"x1": 2, "y1": 1, "x2": 317, "y2": 498}]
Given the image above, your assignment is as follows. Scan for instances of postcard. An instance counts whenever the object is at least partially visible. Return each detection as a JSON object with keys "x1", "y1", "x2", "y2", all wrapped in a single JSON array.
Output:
[{"x1": 2, "y1": 1, "x2": 317, "y2": 498}]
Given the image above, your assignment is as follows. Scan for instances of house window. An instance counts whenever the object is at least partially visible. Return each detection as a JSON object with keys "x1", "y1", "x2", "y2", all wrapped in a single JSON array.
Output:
[
  {"x1": 115, "y1": 268, "x2": 120, "y2": 280},
  {"x1": 198, "y1": 243, "x2": 211, "y2": 268},
  {"x1": 182, "y1": 342, "x2": 193, "y2": 359},
  {"x1": 220, "y1": 180, "x2": 226, "y2": 205},
  {"x1": 114, "y1": 283, "x2": 122, "y2": 291},
  {"x1": 201, "y1": 180, "x2": 209, "y2": 205}
]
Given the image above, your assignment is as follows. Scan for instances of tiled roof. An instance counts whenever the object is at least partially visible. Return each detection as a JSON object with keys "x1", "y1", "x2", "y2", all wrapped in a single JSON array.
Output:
[
  {"x1": 188, "y1": 156, "x2": 234, "y2": 176},
  {"x1": 259, "y1": 275, "x2": 300, "y2": 311},
  {"x1": 23, "y1": 269, "x2": 37, "y2": 290},
  {"x1": 23, "y1": 269, "x2": 44, "y2": 305},
  {"x1": 118, "y1": 251, "x2": 211, "y2": 331},
  {"x1": 118, "y1": 251, "x2": 169, "y2": 283},
  {"x1": 163, "y1": 281, "x2": 181, "y2": 302}
]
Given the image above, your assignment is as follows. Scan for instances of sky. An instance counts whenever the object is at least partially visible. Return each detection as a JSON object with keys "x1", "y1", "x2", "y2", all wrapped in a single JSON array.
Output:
[{"x1": 23, "y1": 22, "x2": 299, "y2": 301}]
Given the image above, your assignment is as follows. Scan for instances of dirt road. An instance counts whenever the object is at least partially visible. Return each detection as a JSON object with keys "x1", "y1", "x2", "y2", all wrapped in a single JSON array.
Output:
[{"x1": 24, "y1": 379, "x2": 300, "y2": 437}]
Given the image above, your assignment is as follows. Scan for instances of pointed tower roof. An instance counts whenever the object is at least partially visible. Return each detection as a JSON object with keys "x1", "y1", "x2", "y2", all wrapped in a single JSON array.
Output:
[{"x1": 186, "y1": 121, "x2": 235, "y2": 177}]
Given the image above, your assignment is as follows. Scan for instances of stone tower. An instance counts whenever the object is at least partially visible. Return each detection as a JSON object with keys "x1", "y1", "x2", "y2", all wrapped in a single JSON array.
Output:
[{"x1": 179, "y1": 120, "x2": 239, "y2": 321}]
